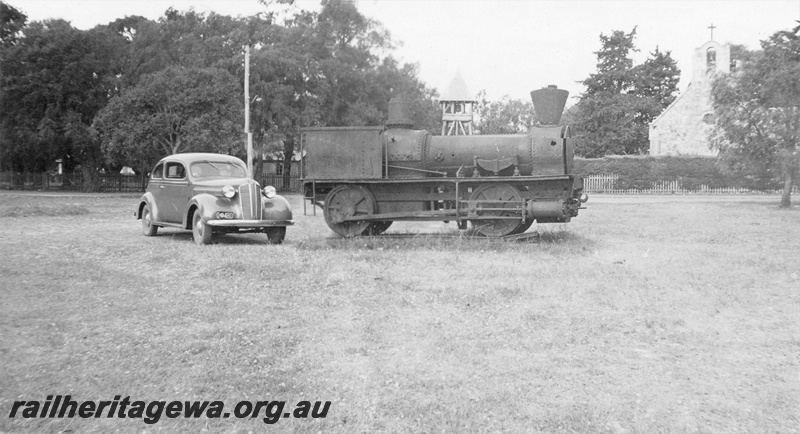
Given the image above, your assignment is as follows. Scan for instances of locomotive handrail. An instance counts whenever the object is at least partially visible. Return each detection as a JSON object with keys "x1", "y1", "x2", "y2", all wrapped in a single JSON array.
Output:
[{"x1": 385, "y1": 165, "x2": 447, "y2": 177}]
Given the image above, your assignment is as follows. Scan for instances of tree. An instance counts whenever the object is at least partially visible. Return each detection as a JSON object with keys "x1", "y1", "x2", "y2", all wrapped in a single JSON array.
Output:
[
  {"x1": 582, "y1": 28, "x2": 638, "y2": 95},
  {"x1": 573, "y1": 94, "x2": 660, "y2": 157},
  {"x1": 710, "y1": 23, "x2": 800, "y2": 208},
  {"x1": 631, "y1": 46, "x2": 681, "y2": 111},
  {"x1": 474, "y1": 91, "x2": 538, "y2": 135},
  {"x1": 0, "y1": 1, "x2": 26, "y2": 48},
  {"x1": 0, "y1": 18, "x2": 125, "y2": 190},
  {"x1": 573, "y1": 28, "x2": 680, "y2": 157},
  {"x1": 94, "y1": 67, "x2": 243, "y2": 172},
  {"x1": 3, "y1": 2, "x2": 441, "y2": 191},
  {"x1": 242, "y1": 1, "x2": 439, "y2": 187},
  {"x1": 114, "y1": 10, "x2": 248, "y2": 89}
]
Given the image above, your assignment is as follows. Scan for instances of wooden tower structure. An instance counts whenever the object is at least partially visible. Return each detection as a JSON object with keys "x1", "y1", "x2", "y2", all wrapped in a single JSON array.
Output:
[{"x1": 440, "y1": 72, "x2": 475, "y2": 136}]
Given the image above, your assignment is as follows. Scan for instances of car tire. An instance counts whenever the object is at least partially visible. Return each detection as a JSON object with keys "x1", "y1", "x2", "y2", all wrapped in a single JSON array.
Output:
[
  {"x1": 192, "y1": 211, "x2": 213, "y2": 245},
  {"x1": 265, "y1": 227, "x2": 286, "y2": 245},
  {"x1": 142, "y1": 204, "x2": 158, "y2": 236}
]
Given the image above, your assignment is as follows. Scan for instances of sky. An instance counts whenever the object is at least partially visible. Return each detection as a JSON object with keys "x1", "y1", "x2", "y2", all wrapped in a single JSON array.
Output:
[{"x1": 9, "y1": 0, "x2": 800, "y2": 104}]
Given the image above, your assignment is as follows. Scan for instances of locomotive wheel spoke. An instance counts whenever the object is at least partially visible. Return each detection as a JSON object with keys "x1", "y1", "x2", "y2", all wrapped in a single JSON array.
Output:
[
  {"x1": 324, "y1": 185, "x2": 376, "y2": 237},
  {"x1": 469, "y1": 183, "x2": 526, "y2": 237}
]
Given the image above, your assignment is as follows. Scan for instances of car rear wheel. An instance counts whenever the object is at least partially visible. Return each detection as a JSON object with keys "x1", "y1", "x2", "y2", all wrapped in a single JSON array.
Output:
[
  {"x1": 192, "y1": 211, "x2": 213, "y2": 245},
  {"x1": 265, "y1": 227, "x2": 286, "y2": 244},
  {"x1": 141, "y1": 204, "x2": 158, "y2": 236}
]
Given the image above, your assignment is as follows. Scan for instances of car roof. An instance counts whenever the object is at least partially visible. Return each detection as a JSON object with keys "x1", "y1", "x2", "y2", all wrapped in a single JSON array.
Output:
[{"x1": 157, "y1": 153, "x2": 245, "y2": 165}]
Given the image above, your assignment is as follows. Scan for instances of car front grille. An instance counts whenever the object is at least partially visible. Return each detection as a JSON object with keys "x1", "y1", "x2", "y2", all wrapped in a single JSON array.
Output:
[{"x1": 238, "y1": 183, "x2": 262, "y2": 220}]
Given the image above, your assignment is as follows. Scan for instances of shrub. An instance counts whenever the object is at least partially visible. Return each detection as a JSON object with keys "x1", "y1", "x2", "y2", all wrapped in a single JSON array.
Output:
[{"x1": 574, "y1": 155, "x2": 781, "y2": 191}]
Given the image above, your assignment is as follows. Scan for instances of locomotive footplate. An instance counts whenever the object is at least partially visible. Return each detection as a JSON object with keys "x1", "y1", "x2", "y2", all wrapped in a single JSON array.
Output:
[{"x1": 334, "y1": 204, "x2": 527, "y2": 222}]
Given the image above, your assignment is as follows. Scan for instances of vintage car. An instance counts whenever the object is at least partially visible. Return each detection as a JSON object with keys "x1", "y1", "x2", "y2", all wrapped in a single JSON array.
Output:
[{"x1": 135, "y1": 153, "x2": 293, "y2": 245}]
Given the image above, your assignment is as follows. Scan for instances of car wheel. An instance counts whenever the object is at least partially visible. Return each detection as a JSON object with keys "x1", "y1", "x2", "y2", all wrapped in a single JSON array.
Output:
[
  {"x1": 265, "y1": 227, "x2": 286, "y2": 244},
  {"x1": 192, "y1": 211, "x2": 213, "y2": 245},
  {"x1": 141, "y1": 204, "x2": 158, "y2": 236}
]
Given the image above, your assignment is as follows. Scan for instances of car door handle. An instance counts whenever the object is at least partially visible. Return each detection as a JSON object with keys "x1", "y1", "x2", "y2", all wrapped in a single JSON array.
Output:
[{"x1": 160, "y1": 185, "x2": 165, "y2": 189}]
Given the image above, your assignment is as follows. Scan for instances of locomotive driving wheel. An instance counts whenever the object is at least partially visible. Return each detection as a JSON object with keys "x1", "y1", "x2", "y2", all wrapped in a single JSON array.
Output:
[
  {"x1": 512, "y1": 218, "x2": 534, "y2": 235},
  {"x1": 469, "y1": 183, "x2": 526, "y2": 237},
  {"x1": 324, "y1": 185, "x2": 376, "y2": 237}
]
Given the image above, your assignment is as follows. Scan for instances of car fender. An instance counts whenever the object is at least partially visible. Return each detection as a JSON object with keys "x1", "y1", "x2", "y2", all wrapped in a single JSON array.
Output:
[
  {"x1": 137, "y1": 192, "x2": 158, "y2": 220},
  {"x1": 184, "y1": 193, "x2": 222, "y2": 230},
  {"x1": 263, "y1": 194, "x2": 293, "y2": 221}
]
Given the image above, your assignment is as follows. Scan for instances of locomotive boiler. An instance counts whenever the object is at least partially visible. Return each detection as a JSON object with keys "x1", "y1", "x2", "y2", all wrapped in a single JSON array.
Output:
[{"x1": 301, "y1": 85, "x2": 588, "y2": 237}]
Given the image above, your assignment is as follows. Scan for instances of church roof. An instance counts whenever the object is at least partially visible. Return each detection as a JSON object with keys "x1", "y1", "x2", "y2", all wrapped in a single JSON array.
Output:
[{"x1": 440, "y1": 72, "x2": 474, "y2": 101}]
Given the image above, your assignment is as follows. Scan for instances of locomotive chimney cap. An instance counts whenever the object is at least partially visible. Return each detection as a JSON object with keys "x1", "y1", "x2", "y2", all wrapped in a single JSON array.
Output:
[{"x1": 530, "y1": 86, "x2": 569, "y2": 125}]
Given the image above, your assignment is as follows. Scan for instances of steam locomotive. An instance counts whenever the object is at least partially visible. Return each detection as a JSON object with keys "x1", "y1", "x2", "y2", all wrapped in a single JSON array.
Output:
[{"x1": 300, "y1": 85, "x2": 588, "y2": 237}]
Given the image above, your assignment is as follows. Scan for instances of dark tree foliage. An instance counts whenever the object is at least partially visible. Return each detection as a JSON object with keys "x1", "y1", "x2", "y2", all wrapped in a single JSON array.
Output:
[
  {"x1": 632, "y1": 47, "x2": 681, "y2": 111},
  {"x1": 0, "y1": 1, "x2": 440, "y2": 189},
  {"x1": 372, "y1": 58, "x2": 440, "y2": 134},
  {"x1": 0, "y1": 1, "x2": 26, "y2": 47},
  {"x1": 94, "y1": 67, "x2": 243, "y2": 171},
  {"x1": 242, "y1": 1, "x2": 438, "y2": 186},
  {"x1": 582, "y1": 28, "x2": 638, "y2": 95},
  {"x1": 474, "y1": 91, "x2": 538, "y2": 135},
  {"x1": 115, "y1": 10, "x2": 246, "y2": 88},
  {"x1": 0, "y1": 18, "x2": 125, "y2": 190},
  {"x1": 574, "y1": 94, "x2": 659, "y2": 157},
  {"x1": 573, "y1": 28, "x2": 680, "y2": 157},
  {"x1": 710, "y1": 22, "x2": 800, "y2": 208}
]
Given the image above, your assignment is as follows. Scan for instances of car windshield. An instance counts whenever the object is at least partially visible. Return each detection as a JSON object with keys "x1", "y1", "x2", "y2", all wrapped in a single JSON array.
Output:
[{"x1": 191, "y1": 161, "x2": 247, "y2": 179}]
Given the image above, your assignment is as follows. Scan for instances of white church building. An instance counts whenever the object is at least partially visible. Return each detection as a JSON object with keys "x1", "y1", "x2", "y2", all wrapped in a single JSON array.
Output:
[{"x1": 648, "y1": 37, "x2": 730, "y2": 156}]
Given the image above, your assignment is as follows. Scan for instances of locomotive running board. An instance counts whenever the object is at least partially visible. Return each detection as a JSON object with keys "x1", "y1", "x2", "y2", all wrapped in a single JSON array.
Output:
[{"x1": 302, "y1": 175, "x2": 573, "y2": 185}]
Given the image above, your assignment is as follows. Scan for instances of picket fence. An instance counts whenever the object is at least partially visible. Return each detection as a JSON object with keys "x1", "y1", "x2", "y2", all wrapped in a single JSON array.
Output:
[
  {"x1": 581, "y1": 174, "x2": 791, "y2": 194},
  {"x1": 259, "y1": 174, "x2": 302, "y2": 192},
  {"x1": 0, "y1": 172, "x2": 147, "y2": 192},
  {"x1": 0, "y1": 171, "x2": 303, "y2": 193}
]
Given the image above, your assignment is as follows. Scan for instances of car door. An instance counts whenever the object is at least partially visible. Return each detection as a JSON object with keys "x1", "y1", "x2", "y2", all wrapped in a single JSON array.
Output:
[
  {"x1": 156, "y1": 161, "x2": 191, "y2": 223},
  {"x1": 148, "y1": 163, "x2": 168, "y2": 222}
]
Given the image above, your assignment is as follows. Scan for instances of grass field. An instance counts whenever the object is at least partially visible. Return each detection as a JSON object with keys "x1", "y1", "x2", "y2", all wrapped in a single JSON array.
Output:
[{"x1": 1, "y1": 192, "x2": 798, "y2": 433}]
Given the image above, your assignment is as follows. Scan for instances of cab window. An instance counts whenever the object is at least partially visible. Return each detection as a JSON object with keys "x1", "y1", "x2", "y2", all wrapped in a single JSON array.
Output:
[
  {"x1": 165, "y1": 162, "x2": 186, "y2": 179},
  {"x1": 151, "y1": 163, "x2": 164, "y2": 179}
]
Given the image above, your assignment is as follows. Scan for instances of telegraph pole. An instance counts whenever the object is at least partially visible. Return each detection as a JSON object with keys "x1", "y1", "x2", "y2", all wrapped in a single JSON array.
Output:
[{"x1": 244, "y1": 45, "x2": 253, "y2": 178}]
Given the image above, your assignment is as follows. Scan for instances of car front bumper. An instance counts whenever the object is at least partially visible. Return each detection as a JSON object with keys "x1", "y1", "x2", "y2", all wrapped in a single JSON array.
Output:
[{"x1": 207, "y1": 219, "x2": 294, "y2": 228}]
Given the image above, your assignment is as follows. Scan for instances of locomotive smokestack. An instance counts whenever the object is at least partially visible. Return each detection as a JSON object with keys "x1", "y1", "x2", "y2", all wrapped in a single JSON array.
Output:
[
  {"x1": 386, "y1": 97, "x2": 414, "y2": 129},
  {"x1": 530, "y1": 85, "x2": 569, "y2": 125}
]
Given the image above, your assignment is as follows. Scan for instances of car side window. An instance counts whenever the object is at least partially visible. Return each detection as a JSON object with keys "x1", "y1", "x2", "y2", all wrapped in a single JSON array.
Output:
[
  {"x1": 165, "y1": 162, "x2": 186, "y2": 179},
  {"x1": 151, "y1": 163, "x2": 164, "y2": 179}
]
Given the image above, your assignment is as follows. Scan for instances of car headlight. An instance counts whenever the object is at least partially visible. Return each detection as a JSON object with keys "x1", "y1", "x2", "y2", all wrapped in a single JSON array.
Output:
[
  {"x1": 263, "y1": 185, "x2": 277, "y2": 199},
  {"x1": 222, "y1": 185, "x2": 236, "y2": 198},
  {"x1": 580, "y1": 193, "x2": 589, "y2": 203}
]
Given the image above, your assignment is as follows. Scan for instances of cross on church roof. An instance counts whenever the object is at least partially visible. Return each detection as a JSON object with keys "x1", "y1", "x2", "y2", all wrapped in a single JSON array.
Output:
[{"x1": 708, "y1": 23, "x2": 716, "y2": 40}]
